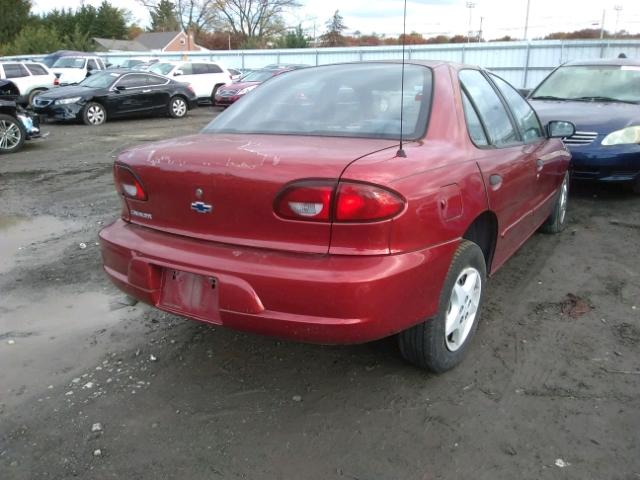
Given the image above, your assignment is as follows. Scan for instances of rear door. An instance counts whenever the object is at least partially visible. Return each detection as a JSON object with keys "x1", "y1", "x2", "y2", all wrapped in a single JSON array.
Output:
[
  {"x1": 2, "y1": 63, "x2": 31, "y2": 94},
  {"x1": 459, "y1": 69, "x2": 536, "y2": 269},
  {"x1": 489, "y1": 73, "x2": 566, "y2": 226},
  {"x1": 144, "y1": 73, "x2": 171, "y2": 110}
]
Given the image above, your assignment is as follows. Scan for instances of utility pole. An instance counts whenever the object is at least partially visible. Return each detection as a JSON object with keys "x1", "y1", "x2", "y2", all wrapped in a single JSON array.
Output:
[
  {"x1": 614, "y1": 5, "x2": 623, "y2": 38},
  {"x1": 478, "y1": 16, "x2": 483, "y2": 42},
  {"x1": 466, "y1": 2, "x2": 476, "y2": 44},
  {"x1": 600, "y1": 9, "x2": 606, "y2": 39},
  {"x1": 523, "y1": 0, "x2": 531, "y2": 40}
]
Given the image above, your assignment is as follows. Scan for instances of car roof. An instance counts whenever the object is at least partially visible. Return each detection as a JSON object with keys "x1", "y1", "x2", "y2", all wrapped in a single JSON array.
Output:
[{"x1": 561, "y1": 58, "x2": 640, "y2": 67}]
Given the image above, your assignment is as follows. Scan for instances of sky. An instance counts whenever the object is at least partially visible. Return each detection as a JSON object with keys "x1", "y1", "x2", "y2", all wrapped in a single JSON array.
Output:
[{"x1": 31, "y1": 0, "x2": 640, "y2": 40}]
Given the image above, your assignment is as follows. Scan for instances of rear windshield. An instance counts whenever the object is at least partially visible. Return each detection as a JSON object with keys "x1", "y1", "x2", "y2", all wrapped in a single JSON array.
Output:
[
  {"x1": 149, "y1": 63, "x2": 174, "y2": 75},
  {"x1": 532, "y1": 65, "x2": 640, "y2": 103},
  {"x1": 204, "y1": 63, "x2": 433, "y2": 140},
  {"x1": 240, "y1": 70, "x2": 276, "y2": 82},
  {"x1": 53, "y1": 57, "x2": 86, "y2": 69}
]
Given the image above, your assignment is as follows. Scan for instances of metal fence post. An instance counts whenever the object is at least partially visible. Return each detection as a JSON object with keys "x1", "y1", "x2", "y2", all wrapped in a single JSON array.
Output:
[
  {"x1": 523, "y1": 42, "x2": 531, "y2": 88},
  {"x1": 461, "y1": 44, "x2": 466, "y2": 63},
  {"x1": 315, "y1": 49, "x2": 319, "y2": 66}
]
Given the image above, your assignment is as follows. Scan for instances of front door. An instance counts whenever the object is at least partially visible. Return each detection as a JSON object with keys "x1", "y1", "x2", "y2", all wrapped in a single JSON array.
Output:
[{"x1": 108, "y1": 73, "x2": 155, "y2": 116}]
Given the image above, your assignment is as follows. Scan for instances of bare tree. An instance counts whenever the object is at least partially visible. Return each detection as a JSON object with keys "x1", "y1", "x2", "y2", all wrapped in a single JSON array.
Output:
[
  {"x1": 138, "y1": 0, "x2": 219, "y2": 34},
  {"x1": 214, "y1": 0, "x2": 301, "y2": 43}
]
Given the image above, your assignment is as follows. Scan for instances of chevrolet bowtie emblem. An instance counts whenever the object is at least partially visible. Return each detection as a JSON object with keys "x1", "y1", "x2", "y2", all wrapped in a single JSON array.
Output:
[{"x1": 191, "y1": 201, "x2": 213, "y2": 214}]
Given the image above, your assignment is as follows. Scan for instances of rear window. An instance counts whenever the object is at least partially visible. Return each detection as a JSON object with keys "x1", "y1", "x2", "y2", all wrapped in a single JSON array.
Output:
[
  {"x1": 26, "y1": 63, "x2": 48, "y2": 76},
  {"x1": 204, "y1": 63, "x2": 433, "y2": 140}
]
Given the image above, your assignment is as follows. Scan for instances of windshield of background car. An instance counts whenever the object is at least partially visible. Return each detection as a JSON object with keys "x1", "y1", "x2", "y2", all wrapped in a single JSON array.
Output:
[
  {"x1": 53, "y1": 57, "x2": 86, "y2": 69},
  {"x1": 240, "y1": 70, "x2": 276, "y2": 82},
  {"x1": 79, "y1": 71, "x2": 120, "y2": 88},
  {"x1": 149, "y1": 63, "x2": 174, "y2": 75},
  {"x1": 532, "y1": 65, "x2": 640, "y2": 103},
  {"x1": 205, "y1": 63, "x2": 433, "y2": 139}
]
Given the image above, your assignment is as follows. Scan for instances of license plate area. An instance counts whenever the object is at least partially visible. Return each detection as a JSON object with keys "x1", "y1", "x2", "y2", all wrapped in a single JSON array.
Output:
[{"x1": 159, "y1": 269, "x2": 220, "y2": 323}]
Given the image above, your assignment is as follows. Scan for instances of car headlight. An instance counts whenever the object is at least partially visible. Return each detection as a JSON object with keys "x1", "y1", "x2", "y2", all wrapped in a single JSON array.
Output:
[
  {"x1": 55, "y1": 97, "x2": 82, "y2": 105},
  {"x1": 601, "y1": 126, "x2": 640, "y2": 146},
  {"x1": 237, "y1": 85, "x2": 258, "y2": 95}
]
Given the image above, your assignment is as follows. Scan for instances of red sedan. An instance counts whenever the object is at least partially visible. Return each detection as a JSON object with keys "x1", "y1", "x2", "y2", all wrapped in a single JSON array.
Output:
[
  {"x1": 213, "y1": 68, "x2": 291, "y2": 106},
  {"x1": 100, "y1": 61, "x2": 574, "y2": 372}
]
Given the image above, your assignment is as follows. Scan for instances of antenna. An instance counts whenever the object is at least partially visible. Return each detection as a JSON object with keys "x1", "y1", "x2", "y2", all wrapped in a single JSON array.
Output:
[{"x1": 396, "y1": 0, "x2": 408, "y2": 158}]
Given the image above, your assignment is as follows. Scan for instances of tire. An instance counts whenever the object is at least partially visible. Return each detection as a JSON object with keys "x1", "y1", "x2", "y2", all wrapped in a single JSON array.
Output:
[
  {"x1": 82, "y1": 102, "x2": 107, "y2": 126},
  {"x1": 210, "y1": 85, "x2": 222, "y2": 104},
  {"x1": 28, "y1": 88, "x2": 46, "y2": 106},
  {"x1": 0, "y1": 113, "x2": 27, "y2": 154},
  {"x1": 398, "y1": 240, "x2": 487, "y2": 373},
  {"x1": 540, "y1": 172, "x2": 569, "y2": 234},
  {"x1": 168, "y1": 96, "x2": 188, "y2": 118}
]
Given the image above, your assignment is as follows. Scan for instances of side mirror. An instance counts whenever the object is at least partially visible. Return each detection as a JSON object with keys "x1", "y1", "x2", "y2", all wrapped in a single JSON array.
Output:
[
  {"x1": 547, "y1": 121, "x2": 575, "y2": 138},
  {"x1": 174, "y1": 69, "x2": 184, "y2": 76},
  {"x1": 115, "y1": 85, "x2": 126, "y2": 91}
]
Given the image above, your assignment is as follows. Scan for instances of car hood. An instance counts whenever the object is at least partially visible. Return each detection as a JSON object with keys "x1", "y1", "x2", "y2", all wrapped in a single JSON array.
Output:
[
  {"x1": 39, "y1": 85, "x2": 93, "y2": 99},
  {"x1": 529, "y1": 99, "x2": 640, "y2": 134}
]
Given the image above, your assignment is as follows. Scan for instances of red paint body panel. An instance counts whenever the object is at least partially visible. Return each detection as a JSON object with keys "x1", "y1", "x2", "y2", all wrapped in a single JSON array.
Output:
[
  {"x1": 100, "y1": 61, "x2": 570, "y2": 344},
  {"x1": 100, "y1": 219, "x2": 457, "y2": 344}
]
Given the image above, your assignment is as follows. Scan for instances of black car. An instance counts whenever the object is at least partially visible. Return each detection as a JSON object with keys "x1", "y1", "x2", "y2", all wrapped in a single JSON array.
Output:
[
  {"x1": 0, "y1": 80, "x2": 43, "y2": 154},
  {"x1": 32, "y1": 70, "x2": 198, "y2": 126}
]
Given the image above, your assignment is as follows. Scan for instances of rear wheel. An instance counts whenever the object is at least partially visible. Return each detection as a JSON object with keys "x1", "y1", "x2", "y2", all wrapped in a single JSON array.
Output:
[
  {"x1": 82, "y1": 102, "x2": 106, "y2": 126},
  {"x1": 0, "y1": 114, "x2": 26, "y2": 154},
  {"x1": 540, "y1": 172, "x2": 569, "y2": 233},
  {"x1": 168, "y1": 96, "x2": 188, "y2": 118},
  {"x1": 210, "y1": 84, "x2": 222, "y2": 104},
  {"x1": 398, "y1": 240, "x2": 486, "y2": 373}
]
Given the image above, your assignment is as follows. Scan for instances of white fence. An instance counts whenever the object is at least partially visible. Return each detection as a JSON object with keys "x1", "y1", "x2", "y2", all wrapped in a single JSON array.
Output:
[{"x1": 7, "y1": 39, "x2": 640, "y2": 88}]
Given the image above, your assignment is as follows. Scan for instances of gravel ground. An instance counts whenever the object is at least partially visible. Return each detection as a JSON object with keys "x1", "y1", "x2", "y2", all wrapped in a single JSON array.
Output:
[{"x1": 0, "y1": 108, "x2": 639, "y2": 480}]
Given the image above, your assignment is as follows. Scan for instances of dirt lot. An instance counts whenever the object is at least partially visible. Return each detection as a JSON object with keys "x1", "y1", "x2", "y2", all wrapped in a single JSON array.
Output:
[{"x1": 0, "y1": 108, "x2": 639, "y2": 480}]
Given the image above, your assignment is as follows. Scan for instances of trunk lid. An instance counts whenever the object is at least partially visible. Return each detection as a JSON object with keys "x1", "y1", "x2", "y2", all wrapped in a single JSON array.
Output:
[{"x1": 118, "y1": 133, "x2": 397, "y2": 254}]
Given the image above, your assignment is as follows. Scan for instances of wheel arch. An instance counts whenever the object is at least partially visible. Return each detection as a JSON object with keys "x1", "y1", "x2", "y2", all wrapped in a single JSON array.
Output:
[{"x1": 462, "y1": 210, "x2": 498, "y2": 274}]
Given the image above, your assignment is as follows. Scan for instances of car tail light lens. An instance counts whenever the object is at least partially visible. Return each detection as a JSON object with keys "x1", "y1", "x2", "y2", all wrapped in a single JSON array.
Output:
[
  {"x1": 114, "y1": 163, "x2": 147, "y2": 201},
  {"x1": 53, "y1": 77, "x2": 59, "y2": 86},
  {"x1": 274, "y1": 180, "x2": 404, "y2": 223},
  {"x1": 187, "y1": 84, "x2": 195, "y2": 94},
  {"x1": 335, "y1": 182, "x2": 405, "y2": 221},
  {"x1": 275, "y1": 181, "x2": 334, "y2": 222}
]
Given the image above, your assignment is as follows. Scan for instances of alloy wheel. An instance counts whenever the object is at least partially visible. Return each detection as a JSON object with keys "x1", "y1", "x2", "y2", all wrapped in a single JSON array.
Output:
[
  {"x1": 445, "y1": 267, "x2": 482, "y2": 352},
  {"x1": 87, "y1": 105, "x2": 105, "y2": 125},
  {"x1": 0, "y1": 119, "x2": 22, "y2": 151},
  {"x1": 172, "y1": 98, "x2": 187, "y2": 117},
  {"x1": 558, "y1": 176, "x2": 568, "y2": 224}
]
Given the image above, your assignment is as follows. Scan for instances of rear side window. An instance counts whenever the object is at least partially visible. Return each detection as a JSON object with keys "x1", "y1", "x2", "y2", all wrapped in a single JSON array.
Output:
[
  {"x1": 461, "y1": 91, "x2": 489, "y2": 146},
  {"x1": 193, "y1": 63, "x2": 209, "y2": 74},
  {"x1": 26, "y1": 64, "x2": 48, "y2": 76},
  {"x1": 459, "y1": 69, "x2": 519, "y2": 147},
  {"x1": 208, "y1": 64, "x2": 223, "y2": 73},
  {"x1": 145, "y1": 74, "x2": 168, "y2": 85},
  {"x1": 490, "y1": 74, "x2": 544, "y2": 143},
  {"x1": 3, "y1": 63, "x2": 29, "y2": 78}
]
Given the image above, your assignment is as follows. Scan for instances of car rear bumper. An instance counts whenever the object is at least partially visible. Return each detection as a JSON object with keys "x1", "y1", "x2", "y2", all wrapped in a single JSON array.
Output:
[
  {"x1": 213, "y1": 94, "x2": 241, "y2": 106},
  {"x1": 569, "y1": 145, "x2": 640, "y2": 183},
  {"x1": 99, "y1": 219, "x2": 457, "y2": 344}
]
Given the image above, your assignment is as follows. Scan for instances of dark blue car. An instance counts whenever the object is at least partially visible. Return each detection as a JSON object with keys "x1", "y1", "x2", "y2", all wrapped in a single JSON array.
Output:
[{"x1": 529, "y1": 59, "x2": 640, "y2": 193}]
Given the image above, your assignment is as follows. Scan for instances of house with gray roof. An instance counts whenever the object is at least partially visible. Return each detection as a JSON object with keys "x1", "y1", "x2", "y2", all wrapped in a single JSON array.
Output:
[{"x1": 93, "y1": 31, "x2": 206, "y2": 53}]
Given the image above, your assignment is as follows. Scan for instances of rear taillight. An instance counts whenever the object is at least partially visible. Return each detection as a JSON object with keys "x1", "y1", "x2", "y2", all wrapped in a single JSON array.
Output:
[
  {"x1": 274, "y1": 180, "x2": 405, "y2": 223},
  {"x1": 53, "y1": 78, "x2": 59, "y2": 86},
  {"x1": 114, "y1": 163, "x2": 147, "y2": 201},
  {"x1": 274, "y1": 181, "x2": 334, "y2": 222},
  {"x1": 335, "y1": 182, "x2": 405, "y2": 221}
]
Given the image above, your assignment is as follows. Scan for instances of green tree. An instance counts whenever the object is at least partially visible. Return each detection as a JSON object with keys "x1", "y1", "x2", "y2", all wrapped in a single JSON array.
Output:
[
  {"x1": 40, "y1": 8, "x2": 78, "y2": 39},
  {"x1": 276, "y1": 24, "x2": 308, "y2": 48},
  {"x1": 93, "y1": 0, "x2": 129, "y2": 39},
  {"x1": 320, "y1": 10, "x2": 347, "y2": 47},
  {"x1": 0, "y1": 0, "x2": 32, "y2": 46},
  {"x1": 2, "y1": 24, "x2": 63, "y2": 55},
  {"x1": 64, "y1": 24, "x2": 94, "y2": 51},
  {"x1": 150, "y1": 0, "x2": 180, "y2": 32}
]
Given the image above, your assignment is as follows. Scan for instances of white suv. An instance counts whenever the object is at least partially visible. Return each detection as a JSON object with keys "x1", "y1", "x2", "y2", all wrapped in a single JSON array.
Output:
[
  {"x1": 0, "y1": 62, "x2": 56, "y2": 105},
  {"x1": 51, "y1": 56, "x2": 106, "y2": 86},
  {"x1": 149, "y1": 61, "x2": 232, "y2": 102}
]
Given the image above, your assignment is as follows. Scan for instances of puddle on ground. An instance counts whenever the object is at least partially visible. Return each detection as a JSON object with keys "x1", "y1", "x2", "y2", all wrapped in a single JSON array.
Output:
[
  {"x1": 0, "y1": 289, "x2": 147, "y2": 409},
  {"x1": 0, "y1": 214, "x2": 79, "y2": 274}
]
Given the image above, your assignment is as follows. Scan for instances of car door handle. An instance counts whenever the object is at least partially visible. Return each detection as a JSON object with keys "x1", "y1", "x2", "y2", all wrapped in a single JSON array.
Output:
[
  {"x1": 142, "y1": 89, "x2": 151, "y2": 93},
  {"x1": 536, "y1": 159, "x2": 544, "y2": 172}
]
